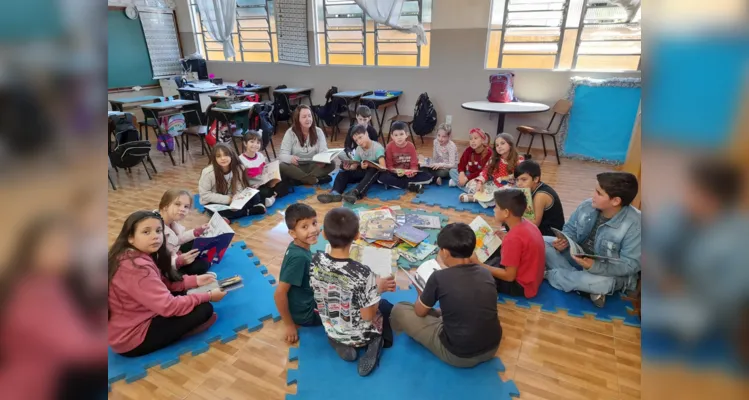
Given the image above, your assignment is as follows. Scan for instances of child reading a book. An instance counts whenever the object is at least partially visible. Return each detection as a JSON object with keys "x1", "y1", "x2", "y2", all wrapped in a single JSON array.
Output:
[
  {"x1": 545, "y1": 172, "x2": 641, "y2": 308},
  {"x1": 318, "y1": 124, "x2": 386, "y2": 205},
  {"x1": 240, "y1": 131, "x2": 289, "y2": 205},
  {"x1": 310, "y1": 207, "x2": 396, "y2": 376},
  {"x1": 390, "y1": 223, "x2": 501, "y2": 368},
  {"x1": 157, "y1": 189, "x2": 211, "y2": 275},
  {"x1": 199, "y1": 143, "x2": 267, "y2": 219},
  {"x1": 513, "y1": 160, "x2": 565, "y2": 237},
  {"x1": 460, "y1": 133, "x2": 524, "y2": 207},
  {"x1": 377, "y1": 121, "x2": 433, "y2": 193},
  {"x1": 108, "y1": 211, "x2": 227, "y2": 357},
  {"x1": 422, "y1": 123, "x2": 457, "y2": 185},
  {"x1": 471, "y1": 189, "x2": 545, "y2": 298},
  {"x1": 274, "y1": 204, "x2": 321, "y2": 345},
  {"x1": 343, "y1": 105, "x2": 379, "y2": 157},
  {"x1": 449, "y1": 128, "x2": 492, "y2": 191}
]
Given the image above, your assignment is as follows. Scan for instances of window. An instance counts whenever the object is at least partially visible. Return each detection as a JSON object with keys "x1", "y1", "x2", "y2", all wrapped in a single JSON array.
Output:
[
  {"x1": 190, "y1": 0, "x2": 278, "y2": 62},
  {"x1": 313, "y1": 0, "x2": 432, "y2": 67},
  {"x1": 486, "y1": 0, "x2": 641, "y2": 70}
]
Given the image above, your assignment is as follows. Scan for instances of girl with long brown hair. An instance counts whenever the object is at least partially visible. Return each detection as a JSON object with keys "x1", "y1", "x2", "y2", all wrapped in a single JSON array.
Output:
[
  {"x1": 460, "y1": 133, "x2": 524, "y2": 207},
  {"x1": 198, "y1": 143, "x2": 267, "y2": 219},
  {"x1": 278, "y1": 105, "x2": 335, "y2": 185}
]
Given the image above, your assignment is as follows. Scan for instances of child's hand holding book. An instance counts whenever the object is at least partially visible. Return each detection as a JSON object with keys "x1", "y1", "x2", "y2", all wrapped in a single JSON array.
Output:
[
  {"x1": 377, "y1": 275, "x2": 396, "y2": 294},
  {"x1": 196, "y1": 273, "x2": 217, "y2": 287}
]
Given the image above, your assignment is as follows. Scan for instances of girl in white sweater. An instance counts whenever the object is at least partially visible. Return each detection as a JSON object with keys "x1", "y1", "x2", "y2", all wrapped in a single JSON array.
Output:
[
  {"x1": 157, "y1": 189, "x2": 211, "y2": 275},
  {"x1": 198, "y1": 143, "x2": 266, "y2": 219}
]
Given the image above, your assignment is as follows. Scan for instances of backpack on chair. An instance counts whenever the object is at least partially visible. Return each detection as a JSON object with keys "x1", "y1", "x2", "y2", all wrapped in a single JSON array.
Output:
[
  {"x1": 487, "y1": 73, "x2": 516, "y2": 103},
  {"x1": 273, "y1": 84, "x2": 291, "y2": 122},
  {"x1": 110, "y1": 116, "x2": 152, "y2": 169},
  {"x1": 413, "y1": 92, "x2": 437, "y2": 137}
]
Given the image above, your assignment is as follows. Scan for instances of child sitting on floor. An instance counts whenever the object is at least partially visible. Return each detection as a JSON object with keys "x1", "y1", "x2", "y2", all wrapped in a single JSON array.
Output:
[
  {"x1": 390, "y1": 222, "x2": 501, "y2": 368},
  {"x1": 513, "y1": 160, "x2": 565, "y2": 237},
  {"x1": 199, "y1": 143, "x2": 267, "y2": 219},
  {"x1": 377, "y1": 121, "x2": 433, "y2": 193},
  {"x1": 310, "y1": 207, "x2": 396, "y2": 376},
  {"x1": 343, "y1": 105, "x2": 379, "y2": 157},
  {"x1": 274, "y1": 204, "x2": 321, "y2": 344},
  {"x1": 240, "y1": 130, "x2": 289, "y2": 204},
  {"x1": 318, "y1": 124, "x2": 386, "y2": 205},
  {"x1": 449, "y1": 128, "x2": 492, "y2": 190},
  {"x1": 157, "y1": 189, "x2": 210, "y2": 275},
  {"x1": 422, "y1": 123, "x2": 457, "y2": 185},
  {"x1": 108, "y1": 211, "x2": 226, "y2": 357},
  {"x1": 472, "y1": 189, "x2": 546, "y2": 298},
  {"x1": 460, "y1": 133, "x2": 524, "y2": 208}
]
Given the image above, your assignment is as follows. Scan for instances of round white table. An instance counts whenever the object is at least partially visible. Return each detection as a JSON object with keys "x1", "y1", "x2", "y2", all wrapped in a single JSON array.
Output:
[{"x1": 461, "y1": 101, "x2": 550, "y2": 136}]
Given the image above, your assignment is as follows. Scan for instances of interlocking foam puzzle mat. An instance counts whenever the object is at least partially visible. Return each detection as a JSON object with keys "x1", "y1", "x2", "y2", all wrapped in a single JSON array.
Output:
[
  {"x1": 194, "y1": 186, "x2": 316, "y2": 227},
  {"x1": 411, "y1": 184, "x2": 494, "y2": 216},
  {"x1": 640, "y1": 330, "x2": 745, "y2": 373},
  {"x1": 107, "y1": 241, "x2": 280, "y2": 387},
  {"x1": 320, "y1": 170, "x2": 407, "y2": 202},
  {"x1": 498, "y1": 280, "x2": 640, "y2": 327},
  {"x1": 286, "y1": 288, "x2": 519, "y2": 400}
]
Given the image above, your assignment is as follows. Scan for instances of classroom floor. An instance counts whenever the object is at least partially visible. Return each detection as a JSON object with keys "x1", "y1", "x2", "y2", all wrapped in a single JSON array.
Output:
[{"x1": 107, "y1": 127, "x2": 641, "y2": 400}]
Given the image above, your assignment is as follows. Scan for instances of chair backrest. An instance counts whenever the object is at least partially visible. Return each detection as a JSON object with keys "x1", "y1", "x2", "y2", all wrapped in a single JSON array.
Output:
[{"x1": 546, "y1": 99, "x2": 573, "y2": 133}]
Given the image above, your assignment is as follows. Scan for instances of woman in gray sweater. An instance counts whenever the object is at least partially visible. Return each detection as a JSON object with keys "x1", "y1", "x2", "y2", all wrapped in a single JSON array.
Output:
[{"x1": 279, "y1": 105, "x2": 335, "y2": 185}]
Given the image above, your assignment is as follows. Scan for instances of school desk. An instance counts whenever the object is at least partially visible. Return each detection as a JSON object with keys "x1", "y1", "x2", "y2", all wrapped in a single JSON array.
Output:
[
  {"x1": 108, "y1": 95, "x2": 163, "y2": 112},
  {"x1": 140, "y1": 100, "x2": 201, "y2": 165}
]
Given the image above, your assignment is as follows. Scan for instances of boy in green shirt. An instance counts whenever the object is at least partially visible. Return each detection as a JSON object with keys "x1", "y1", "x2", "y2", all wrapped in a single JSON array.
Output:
[{"x1": 274, "y1": 204, "x2": 321, "y2": 344}]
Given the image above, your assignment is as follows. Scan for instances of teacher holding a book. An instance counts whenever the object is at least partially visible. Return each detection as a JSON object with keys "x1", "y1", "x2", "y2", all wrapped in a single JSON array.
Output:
[{"x1": 279, "y1": 105, "x2": 337, "y2": 186}]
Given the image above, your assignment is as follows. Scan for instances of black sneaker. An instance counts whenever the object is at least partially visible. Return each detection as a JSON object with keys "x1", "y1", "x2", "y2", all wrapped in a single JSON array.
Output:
[
  {"x1": 357, "y1": 335, "x2": 383, "y2": 376},
  {"x1": 407, "y1": 183, "x2": 424, "y2": 194},
  {"x1": 247, "y1": 204, "x2": 266, "y2": 215},
  {"x1": 328, "y1": 337, "x2": 357, "y2": 362},
  {"x1": 342, "y1": 189, "x2": 360, "y2": 204},
  {"x1": 317, "y1": 175, "x2": 333, "y2": 184},
  {"x1": 317, "y1": 193, "x2": 342, "y2": 203},
  {"x1": 590, "y1": 294, "x2": 606, "y2": 308}
]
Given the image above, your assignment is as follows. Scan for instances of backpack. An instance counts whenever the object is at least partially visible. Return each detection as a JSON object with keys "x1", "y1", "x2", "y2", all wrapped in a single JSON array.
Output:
[
  {"x1": 244, "y1": 93, "x2": 260, "y2": 102},
  {"x1": 273, "y1": 84, "x2": 291, "y2": 122},
  {"x1": 316, "y1": 86, "x2": 347, "y2": 127},
  {"x1": 412, "y1": 92, "x2": 437, "y2": 136},
  {"x1": 487, "y1": 73, "x2": 515, "y2": 103},
  {"x1": 159, "y1": 114, "x2": 186, "y2": 137},
  {"x1": 110, "y1": 140, "x2": 152, "y2": 169},
  {"x1": 110, "y1": 114, "x2": 140, "y2": 144},
  {"x1": 156, "y1": 134, "x2": 175, "y2": 153}
]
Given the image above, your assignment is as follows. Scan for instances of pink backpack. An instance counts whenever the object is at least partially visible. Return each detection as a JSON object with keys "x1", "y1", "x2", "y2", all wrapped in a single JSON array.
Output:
[{"x1": 487, "y1": 73, "x2": 515, "y2": 103}]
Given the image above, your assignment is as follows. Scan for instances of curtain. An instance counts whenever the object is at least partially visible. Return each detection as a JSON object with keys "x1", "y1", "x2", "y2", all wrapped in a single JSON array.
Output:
[
  {"x1": 354, "y1": 0, "x2": 427, "y2": 46},
  {"x1": 196, "y1": 0, "x2": 237, "y2": 59}
]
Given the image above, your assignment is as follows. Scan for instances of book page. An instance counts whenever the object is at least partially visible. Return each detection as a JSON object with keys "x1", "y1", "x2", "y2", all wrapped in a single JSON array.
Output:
[
  {"x1": 203, "y1": 212, "x2": 235, "y2": 237},
  {"x1": 204, "y1": 204, "x2": 232, "y2": 213},
  {"x1": 415, "y1": 259, "x2": 441, "y2": 288},
  {"x1": 257, "y1": 160, "x2": 281, "y2": 186},
  {"x1": 470, "y1": 216, "x2": 502, "y2": 263},
  {"x1": 312, "y1": 148, "x2": 344, "y2": 164},
  {"x1": 361, "y1": 247, "x2": 393, "y2": 277},
  {"x1": 229, "y1": 187, "x2": 259, "y2": 210}
]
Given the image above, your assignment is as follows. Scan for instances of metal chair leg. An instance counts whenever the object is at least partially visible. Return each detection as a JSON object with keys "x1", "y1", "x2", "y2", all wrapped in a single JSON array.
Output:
[
  {"x1": 147, "y1": 155, "x2": 158, "y2": 174},
  {"x1": 526, "y1": 134, "x2": 535, "y2": 155},
  {"x1": 516, "y1": 132, "x2": 522, "y2": 147},
  {"x1": 109, "y1": 173, "x2": 116, "y2": 190},
  {"x1": 541, "y1": 134, "x2": 547, "y2": 157},
  {"x1": 142, "y1": 159, "x2": 153, "y2": 180},
  {"x1": 270, "y1": 140, "x2": 277, "y2": 158},
  {"x1": 552, "y1": 136, "x2": 561, "y2": 165}
]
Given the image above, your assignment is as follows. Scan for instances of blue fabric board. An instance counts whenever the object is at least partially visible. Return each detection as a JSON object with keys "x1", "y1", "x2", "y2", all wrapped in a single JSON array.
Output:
[
  {"x1": 497, "y1": 280, "x2": 640, "y2": 327},
  {"x1": 645, "y1": 36, "x2": 749, "y2": 148},
  {"x1": 411, "y1": 184, "x2": 494, "y2": 216},
  {"x1": 287, "y1": 287, "x2": 519, "y2": 400},
  {"x1": 640, "y1": 330, "x2": 746, "y2": 374},
  {"x1": 193, "y1": 186, "x2": 317, "y2": 227},
  {"x1": 320, "y1": 169, "x2": 407, "y2": 202},
  {"x1": 563, "y1": 85, "x2": 641, "y2": 163},
  {"x1": 107, "y1": 241, "x2": 280, "y2": 386}
]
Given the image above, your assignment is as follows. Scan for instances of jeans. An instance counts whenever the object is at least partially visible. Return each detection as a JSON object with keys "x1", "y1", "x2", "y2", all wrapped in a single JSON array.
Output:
[
  {"x1": 543, "y1": 236, "x2": 628, "y2": 295},
  {"x1": 280, "y1": 162, "x2": 336, "y2": 185},
  {"x1": 377, "y1": 171, "x2": 433, "y2": 189},
  {"x1": 421, "y1": 167, "x2": 450, "y2": 180},
  {"x1": 332, "y1": 168, "x2": 380, "y2": 196},
  {"x1": 448, "y1": 169, "x2": 470, "y2": 192}
]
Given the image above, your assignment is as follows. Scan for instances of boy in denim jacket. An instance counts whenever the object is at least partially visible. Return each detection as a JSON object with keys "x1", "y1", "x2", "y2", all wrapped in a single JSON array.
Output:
[{"x1": 544, "y1": 172, "x2": 640, "y2": 307}]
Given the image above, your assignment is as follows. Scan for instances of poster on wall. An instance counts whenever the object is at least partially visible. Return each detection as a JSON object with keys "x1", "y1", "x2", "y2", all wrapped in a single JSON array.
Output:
[
  {"x1": 274, "y1": 0, "x2": 309, "y2": 65},
  {"x1": 139, "y1": 8, "x2": 183, "y2": 78}
]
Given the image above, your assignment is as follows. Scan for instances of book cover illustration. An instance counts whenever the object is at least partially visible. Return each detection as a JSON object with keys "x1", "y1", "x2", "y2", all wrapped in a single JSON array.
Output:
[
  {"x1": 469, "y1": 216, "x2": 502, "y2": 263},
  {"x1": 397, "y1": 241, "x2": 437, "y2": 263},
  {"x1": 550, "y1": 228, "x2": 619, "y2": 261},
  {"x1": 192, "y1": 212, "x2": 235, "y2": 264},
  {"x1": 394, "y1": 225, "x2": 429, "y2": 245},
  {"x1": 404, "y1": 214, "x2": 441, "y2": 229}
]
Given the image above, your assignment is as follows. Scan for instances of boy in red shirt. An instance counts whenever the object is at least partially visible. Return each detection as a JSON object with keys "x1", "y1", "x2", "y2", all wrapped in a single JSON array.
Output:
[
  {"x1": 471, "y1": 189, "x2": 546, "y2": 298},
  {"x1": 377, "y1": 121, "x2": 433, "y2": 192}
]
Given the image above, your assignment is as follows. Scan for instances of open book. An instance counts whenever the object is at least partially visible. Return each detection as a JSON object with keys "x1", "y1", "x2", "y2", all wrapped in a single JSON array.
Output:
[
  {"x1": 400, "y1": 259, "x2": 441, "y2": 291},
  {"x1": 311, "y1": 148, "x2": 345, "y2": 164},
  {"x1": 203, "y1": 187, "x2": 259, "y2": 213},
  {"x1": 551, "y1": 228, "x2": 618, "y2": 261},
  {"x1": 470, "y1": 216, "x2": 502, "y2": 263},
  {"x1": 362, "y1": 160, "x2": 387, "y2": 171},
  {"x1": 192, "y1": 212, "x2": 235, "y2": 264},
  {"x1": 256, "y1": 160, "x2": 281, "y2": 186},
  {"x1": 187, "y1": 274, "x2": 244, "y2": 294},
  {"x1": 326, "y1": 242, "x2": 395, "y2": 277}
]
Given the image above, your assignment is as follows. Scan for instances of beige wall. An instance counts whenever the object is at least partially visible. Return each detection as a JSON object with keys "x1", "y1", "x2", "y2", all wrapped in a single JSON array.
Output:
[{"x1": 172, "y1": 0, "x2": 640, "y2": 146}]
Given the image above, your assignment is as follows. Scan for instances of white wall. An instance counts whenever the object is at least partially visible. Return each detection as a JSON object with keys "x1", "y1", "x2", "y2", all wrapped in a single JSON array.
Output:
[{"x1": 172, "y1": 0, "x2": 641, "y2": 146}]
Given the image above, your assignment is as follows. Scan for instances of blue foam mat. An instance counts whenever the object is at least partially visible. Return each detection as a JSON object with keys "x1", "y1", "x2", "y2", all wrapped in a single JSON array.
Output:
[
  {"x1": 411, "y1": 184, "x2": 494, "y2": 216},
  {"x1": 194, "y1": 186, "x2": 316, "y2": 227},
  {"x1": 107, "y1": 241, "x2": 280, "y2": 385},
  {"x1": 320, "y1": 170, "x2": 407, "y2": 202},
  {"x1": 498, "y1": 280, "x2": 640, "y2": 327},
  {"x1": 640, "y1": 330, "x2": 745, "y2": 373},
  {"x1": 287, "y1": 288, "x2": 519, "y2": 400}
]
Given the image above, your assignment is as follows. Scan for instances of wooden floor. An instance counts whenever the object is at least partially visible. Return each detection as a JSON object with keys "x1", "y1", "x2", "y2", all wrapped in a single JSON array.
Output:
[{"x1": 108, "y1": 128, "x2": 641, "y2": 400}]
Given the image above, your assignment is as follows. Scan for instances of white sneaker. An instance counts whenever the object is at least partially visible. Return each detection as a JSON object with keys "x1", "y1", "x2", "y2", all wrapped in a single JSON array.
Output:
[
  {"x1": 436, "y1": 177, "x2": 442, "y2": 186},
  {"x1": 264, "y1": 195, "x2": 277, "y2": 208},
  {"x1": 448, "y1": 179, "x2": 457, "y2": 187}
]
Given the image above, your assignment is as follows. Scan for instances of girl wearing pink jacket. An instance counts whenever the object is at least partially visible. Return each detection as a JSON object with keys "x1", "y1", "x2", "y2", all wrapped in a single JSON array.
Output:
[{"x1": 108, "y1": 211, "x2": 226, "y2": 357}]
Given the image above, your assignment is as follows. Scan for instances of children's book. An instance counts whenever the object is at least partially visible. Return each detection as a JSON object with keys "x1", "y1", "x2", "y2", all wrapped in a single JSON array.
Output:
[
  {"x1": 203, "y1": 188, "x2": 260, "y2": 214},
  {"x1": 396, "y1": 241, "x2": 437, "y2": 263},
  {"x1": 326, "y1": 242, "x2": 395, "y2": 277},
  {"x1": 404, "y1": 214, "x2": 441, "y2": 229},
  {"x1": 418, "y1": 155, "x2": 433, "y2": 167},
  {"x1": 256, "y1": 160, "x2": 281, "y2": 186},
  {"x1": 192, "y1": 212, "x2": 235, "y2": 263},
  {"x1": 373, "y1": 239, "x2": 399, "y2": 249},
  {"x1": 550, "y1": 228, "x2": 619, "y2": 261},
  {"x1": 362, "y1": 160, "x2": 387, "y2": 171},
  {"x1": 400, "y1": 259, "x2": 441, "y2": 291},
  {"x1": 311, "y1": 148, "x2": 345, "y2": 164},
  {"x1": 363, "y1": 218, "x2": 396, "y2": 241},
  {"x1": 394, "y1": 225, "x2": 429, "y2": 246},
  {"x1": 469, "y1": 216, "x2": 502, "y2": 263},
  {"x1": 394, "y1": 210, "x2": 406, "y2": 226},
  {"x1": 391, "y1": 168, "x2": 420, "y2": 176},
  {"x1": 187, "y1": 274, "x2": 244, "y2": 294},
  {"x1": 518, "y1": 186, "x2": 535, "y2": 221}
]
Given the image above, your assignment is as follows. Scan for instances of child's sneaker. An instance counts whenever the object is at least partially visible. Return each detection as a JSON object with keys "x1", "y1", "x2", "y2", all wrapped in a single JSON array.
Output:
[
  {"x1": 328, "y1": 337, "x2": 357, "y2": 362},
  {"x1": 264, "y1": 195, "x2": 276, "y2": 208},
  {"x1": 448, "y1": 179, "x2": 457, "y2": 187},
  {"x1": 358, "y1": 335, "x2": 383, "y2": 376},
  {"x1": 436, "y1": 177, "x2": 442, "y2": 186},
  {"x1": 342, "y1": 189, "x2": 360, "y2": 204},
  {"x1": 590, "y1": 294, "x2": 606, "y2": 308},
  {"x1": 317, "y1": 193, "x2": 342, "y2": 203},
  {"x1": 407, "y1": 183, "x2": 424, "y2": 194},
  {"x1": 248, "y1": 204, "x2": 266, "y2": 215}
]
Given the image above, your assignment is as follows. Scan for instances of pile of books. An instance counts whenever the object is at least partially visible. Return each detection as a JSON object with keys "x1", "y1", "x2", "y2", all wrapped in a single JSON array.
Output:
[{"x1": 356, "y1": 206, "x2": 441, "y2": 264}]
